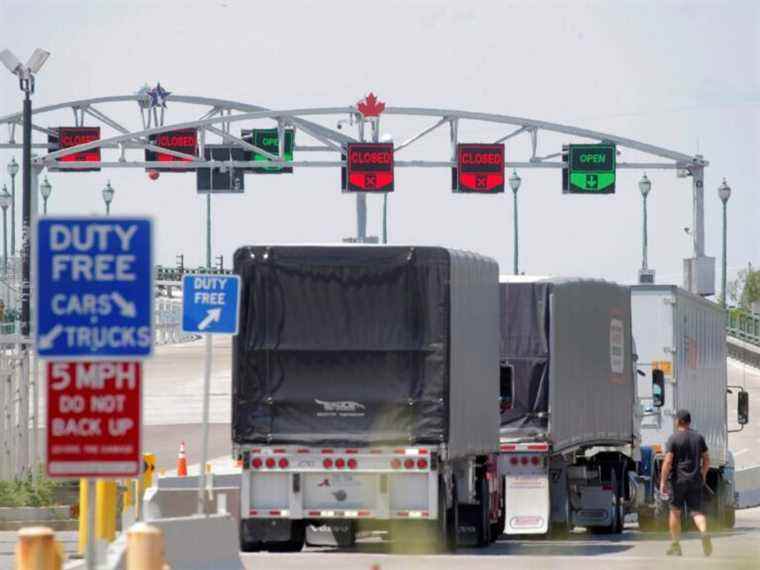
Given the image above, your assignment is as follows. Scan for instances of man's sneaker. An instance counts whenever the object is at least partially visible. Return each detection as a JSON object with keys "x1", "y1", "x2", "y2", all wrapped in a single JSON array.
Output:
[
  {"x1": 702, "y1": 534, "x2": 713, "y2": 557},
  {"x1": 666, "y1": 542, "x2": 682, "y2": 556}
]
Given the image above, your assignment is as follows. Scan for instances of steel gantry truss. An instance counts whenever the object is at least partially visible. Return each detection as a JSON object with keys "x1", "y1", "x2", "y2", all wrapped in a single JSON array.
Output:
[{"x1": 0, "y1": 92, "x2": 713, "y2": 295}]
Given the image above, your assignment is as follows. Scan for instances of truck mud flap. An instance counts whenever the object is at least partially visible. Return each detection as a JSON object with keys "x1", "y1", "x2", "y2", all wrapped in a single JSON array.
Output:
[
  {"x1": 456, "y1": 505, "x2": 481, "y2": 546},
  {"x1": 735, "y1": 465, "x2": 760, "y2": 509}
]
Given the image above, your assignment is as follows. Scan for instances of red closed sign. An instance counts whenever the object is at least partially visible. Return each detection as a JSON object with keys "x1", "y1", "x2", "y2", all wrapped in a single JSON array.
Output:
[
  {"x1": 47, "y1": 361, "x2": 142, "y2": 478},
  {"x1": 345, "y1": 143, "x2": 394, "y2": 192},
  {"x1": 48, "y1": 127, "x2": 101, "y2": 171},
  {"x1": 456, "y1": 143, "x2": 505, "y2": 193},
  {"x1": 145, "y1": 128, "x2": 198, "y2": 171}
]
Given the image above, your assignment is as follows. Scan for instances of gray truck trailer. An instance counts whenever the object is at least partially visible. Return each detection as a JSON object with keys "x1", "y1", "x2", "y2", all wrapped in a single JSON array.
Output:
[
  {"x1": 498, "y1": 277, "x2": 641, "y2": 535},
  {"x1": 232, "y1": 246, "x2": 503, "y2": 552}
]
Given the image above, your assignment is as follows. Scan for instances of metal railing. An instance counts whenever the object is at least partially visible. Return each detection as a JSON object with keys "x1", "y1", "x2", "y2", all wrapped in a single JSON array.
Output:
[
  {"x1": 155, "y1": 298, "x2": 199, "y2": 345},
  {"x1": 155, "y1": 265, "x2": 232, "y2": 283},
  {"x1": 727, "y1": 307, "x2": 760, "y2": 346}
]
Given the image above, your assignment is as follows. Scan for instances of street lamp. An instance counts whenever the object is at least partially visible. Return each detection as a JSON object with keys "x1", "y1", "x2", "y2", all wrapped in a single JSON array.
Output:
[
  {"x1": 638, "y1": 173, "x2": 652, "y2": 268},
  {"x1": 102, "y1": 180, "x2": 115, "y2": 215},
  {"x1": 718, "y1": 178, "x2": 731, "y2": 307},
  {"x1": 1, "y1": 47, "x2": 51, "y2": 340},
  {"x1": 0, "y1": 187, "x2": 10, "y2": 273},
  {"x1": 509, "y1": 169, "x2": 522, "y2": 275},
  {"x1": 6, "y1": 157, "x2": 18, "y2": 255},
  {"x1": 39, "y1": 176, "x2": 51, "y2": 215}
]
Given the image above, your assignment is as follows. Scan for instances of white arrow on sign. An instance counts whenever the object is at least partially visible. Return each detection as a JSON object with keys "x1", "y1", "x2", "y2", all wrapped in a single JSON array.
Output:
[
  {"x1": 39, "y1": 324, "x2": 64, "y2": 350},
  {"x1": 197, "y1": 308, "x2": 222, "y2": 331},
  {"x1": 111, "y1": 292, "x2": 137, "y2": 318}
]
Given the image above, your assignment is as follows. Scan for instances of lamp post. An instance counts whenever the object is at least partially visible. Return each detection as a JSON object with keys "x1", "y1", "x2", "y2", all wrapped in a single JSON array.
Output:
[
  {"x1": 0, "y1": 187, "x2": 10, "y2": 274},
  {"x1": 207, "y1": 192, "x2": 212, "y2": 269},
  {"x1": 718, "y1": 178, "x2": 731, "y2": 307},
  {"x1": 39, "y1": 176, "x2": 51, "y2": 215},
  {"x1": 102, "y1": 180, "x2": 114, "y2": 215},
  {"x1": 509, "y1": 170, "x2": 522, "y2": 275},
  {"x1": 638, "y1": 173, "x2": 652, "y2": 270},
  {"x1": 6, "y1": 157, "x2": 18, "y2": 255},
  {"x1": 1, "y1": 47, "x2": 51, "y2": 341}
]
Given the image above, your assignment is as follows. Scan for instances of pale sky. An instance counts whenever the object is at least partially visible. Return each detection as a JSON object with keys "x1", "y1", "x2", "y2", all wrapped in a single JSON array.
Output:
[{"x1": 0, "y1": 0, "x2": 757, "y2": 291}]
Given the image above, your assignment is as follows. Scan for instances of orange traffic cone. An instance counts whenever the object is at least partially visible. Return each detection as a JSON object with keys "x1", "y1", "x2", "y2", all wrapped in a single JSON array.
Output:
[{"x1": 177, "y1": 442, "x2": 188, "y2": 477}]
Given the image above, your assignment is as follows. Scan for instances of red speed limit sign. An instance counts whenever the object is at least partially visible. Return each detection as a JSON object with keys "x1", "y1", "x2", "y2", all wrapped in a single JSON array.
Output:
[{"x1": 46, "y1": 361, "x2": 142, "y2": 478}]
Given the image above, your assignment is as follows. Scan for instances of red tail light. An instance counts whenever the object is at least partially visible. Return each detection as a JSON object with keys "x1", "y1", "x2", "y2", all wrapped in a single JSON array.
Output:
[
  {"x1": 347, "y1": 458, "x2": 358, "y2": 470},
  {"x1": 335, "y1": 458, "x2": 346, "y2": 469},
  {"x1": 278, "y1": 458, "x2": 289, "y2": 469},
  {"x1": 417, "y1": 458, "x2": 428, "y2": 469},
  {"x1": 252, "y1": 458, "x2": 262, "y2": 469},
  {"x1": 265, "y1": 458, "x2": 276, "y2": 469},
  {"x1": 530, "y1": 456, "x2": 540, "y2": 466},
  {"x1": 403, "y1": 458, "x2": 415, "y2": 470},
  {"x1": 323, "y1": 458, "x2": 333, "y2": 469},
  {"x1": 390, "y1": 458, "x2": 402, "y2": 470}
]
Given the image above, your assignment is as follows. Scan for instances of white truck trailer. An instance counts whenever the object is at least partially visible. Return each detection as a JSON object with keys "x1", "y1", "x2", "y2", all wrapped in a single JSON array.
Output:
[
  {"x1": 497, "y1": 278, "x2": 641, "y2": 535},
  {"x1": 631, "y1": 285, "x2": 749, "y2": 529},
  {"x1": 233, "y1": 246, "x2": 503, "y2": 552}
]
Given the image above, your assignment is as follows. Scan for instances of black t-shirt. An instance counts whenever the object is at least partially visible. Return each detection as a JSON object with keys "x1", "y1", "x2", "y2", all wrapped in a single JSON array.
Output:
[{"x1": 665, "y1": 429, "x2": 708, "y2": 486}]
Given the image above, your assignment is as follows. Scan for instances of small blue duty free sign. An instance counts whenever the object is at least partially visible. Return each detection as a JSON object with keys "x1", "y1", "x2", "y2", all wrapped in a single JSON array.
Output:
[{"x1": 181, "y1": 274, "x2": 240, "y2": 335}]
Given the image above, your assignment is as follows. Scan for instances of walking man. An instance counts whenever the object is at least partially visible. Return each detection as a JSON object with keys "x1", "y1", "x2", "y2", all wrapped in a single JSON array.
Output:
[{"x1": 659, "y1": 409, "x2": 713, "y2": 556}]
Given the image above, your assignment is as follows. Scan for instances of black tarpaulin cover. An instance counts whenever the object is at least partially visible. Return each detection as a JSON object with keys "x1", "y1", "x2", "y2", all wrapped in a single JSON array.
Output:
[
  {"x1": 232, "y1": 246, "x2": 499, "y2": 455},
  {"x1": 498, "y1": 282, "x2": 550, "y2": 434}
]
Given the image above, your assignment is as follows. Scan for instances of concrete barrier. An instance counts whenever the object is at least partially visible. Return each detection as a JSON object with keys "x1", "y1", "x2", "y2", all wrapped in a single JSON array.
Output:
[
  {"x1": 68, "y1": 515, "x2": 244, "y2": 570},
  {"x1": 736, "y1": 464, "x2": 760, "y2": 509}
]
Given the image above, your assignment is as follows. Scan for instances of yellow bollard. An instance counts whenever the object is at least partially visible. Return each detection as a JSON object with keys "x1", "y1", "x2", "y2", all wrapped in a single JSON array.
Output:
[
  {"x1": 142, "y1": 453, "x2": 156, "y2": 489},
  {"x1": 77, "y1": 479, "x2": 89, "y2": 556},
  {"x1": 15, "y1": 526, "x2": 63, "y2": 570},
  {"x1": 126, "y1": 522, "x2": 166, "y2": 570},
  {"x1": 95, "y1": 480, "x2": 118, "y2": 542}
]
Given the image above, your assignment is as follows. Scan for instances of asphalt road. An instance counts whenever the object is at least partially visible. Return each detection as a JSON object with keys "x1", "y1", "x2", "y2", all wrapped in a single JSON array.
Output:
[
  {"x1": 2, "y1": 340, "x2": 759, "y2": 569},
  {"x1": 239, "y1": 512, "x2": 760, "y2": 570},
  {"x1": 1, "y1": 513, "x2": 757, "y2": 570}
]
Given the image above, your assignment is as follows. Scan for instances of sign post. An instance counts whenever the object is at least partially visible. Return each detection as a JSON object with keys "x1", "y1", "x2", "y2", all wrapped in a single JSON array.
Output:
[
  {"x1": 181, "y1": 274, "x2": 240, "y2": 515},
  {"x1": 36, "y1": 217, "x2": 153, "y2": 570}
]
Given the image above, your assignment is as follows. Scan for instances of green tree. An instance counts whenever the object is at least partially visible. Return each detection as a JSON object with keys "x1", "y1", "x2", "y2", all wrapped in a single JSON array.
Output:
[{"x1": 728, "y1": 264, "x2": 760, "y2": 310}]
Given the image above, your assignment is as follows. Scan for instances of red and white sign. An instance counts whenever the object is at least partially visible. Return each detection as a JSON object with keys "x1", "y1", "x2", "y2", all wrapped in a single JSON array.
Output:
[{"x1": 47, "y1": 361, "x2": 142, "y2": 478}]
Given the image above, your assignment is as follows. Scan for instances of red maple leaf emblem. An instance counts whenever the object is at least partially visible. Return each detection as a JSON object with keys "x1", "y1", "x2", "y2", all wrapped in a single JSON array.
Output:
[{"x1": 356, "y1": 92, "x2": 386, "y2": 117}]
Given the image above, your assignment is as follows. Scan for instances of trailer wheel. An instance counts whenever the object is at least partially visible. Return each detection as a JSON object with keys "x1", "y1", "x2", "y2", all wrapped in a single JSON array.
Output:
[
  {"x1": 489, "y1": 478, "x2": 505, "y2": 542},
  {"x1": 476, "y1": 473, "x2": 491, "y2": 546},
  {"x1": 239, "y1": 520, "x2": 261, "y2": 552},
  {"x1": 723, "y1": 506, "x2": 736, "y2": 529}
]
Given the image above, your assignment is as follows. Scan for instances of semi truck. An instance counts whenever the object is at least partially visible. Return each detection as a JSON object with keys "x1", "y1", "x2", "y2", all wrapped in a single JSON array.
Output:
[
  {"x1": 631, "y1": 285, "x2": 749, "y2": 529},
  {"x1": 497, "y1": 277, "x2": 641, "y2": 535},
  {"x1": 232, "y1": 245, "x2": 503, "y2": 552}
]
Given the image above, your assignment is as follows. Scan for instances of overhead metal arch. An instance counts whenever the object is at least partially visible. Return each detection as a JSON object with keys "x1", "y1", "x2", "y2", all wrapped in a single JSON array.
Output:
[{"x1": 0, "y1": 93, "x2": 713, "y2": 294}]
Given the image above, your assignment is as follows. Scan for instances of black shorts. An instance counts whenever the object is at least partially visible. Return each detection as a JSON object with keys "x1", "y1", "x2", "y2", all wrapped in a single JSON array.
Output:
[{"x1": 670, "y1": 483, "x2": 703, "y2": 513}]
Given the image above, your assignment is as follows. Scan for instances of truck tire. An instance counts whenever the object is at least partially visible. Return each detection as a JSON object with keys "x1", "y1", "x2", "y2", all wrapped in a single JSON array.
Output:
[
  {"x1": 490, "y1": 478, "x2": 505, "y2": 542},
  {"x1": 723, "y1": 506, "x2": 736, "y2": 529},
  {"x1": 445, "y1": 477, "x2": 458, "y2": 551},
  {"x1": 239, "y1": 520, "x2": 261, "y2": 552},
  {"x1": 476, "y1": 474, "x2": 491, "y2": 546}
]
